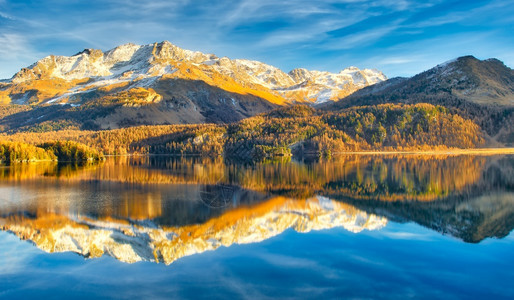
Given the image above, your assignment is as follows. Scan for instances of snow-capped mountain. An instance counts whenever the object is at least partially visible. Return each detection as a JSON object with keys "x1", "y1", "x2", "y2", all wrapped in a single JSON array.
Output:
[{"x1": 3, "y1": 41, "x2": 386, "y2": 106}]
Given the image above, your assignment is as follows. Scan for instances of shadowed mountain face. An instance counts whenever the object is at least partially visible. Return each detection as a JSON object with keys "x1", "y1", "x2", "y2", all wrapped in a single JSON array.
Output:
[
  {"x1": 324, "y1": 56, "x2": 514, "y2": 145},
  {"x1": 0, "y1": 78, "x2": 279, "y2": 130},
  {"x1": 0, "y1": 154, "x2": 513, "y2": 264}
]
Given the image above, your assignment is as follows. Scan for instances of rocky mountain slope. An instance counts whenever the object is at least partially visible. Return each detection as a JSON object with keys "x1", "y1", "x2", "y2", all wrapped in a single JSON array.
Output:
[
  {"x1": 0, "y1": 41, "x2": 385, "y2": 130},
  {"x1": 323, "y1": 56, "x2": 514, "y2": 145}
]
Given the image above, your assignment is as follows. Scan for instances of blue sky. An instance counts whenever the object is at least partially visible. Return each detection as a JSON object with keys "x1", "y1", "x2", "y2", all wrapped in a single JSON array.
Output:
[{"x1": 0, "y1": 0, "x2": 513, "y2": 79}]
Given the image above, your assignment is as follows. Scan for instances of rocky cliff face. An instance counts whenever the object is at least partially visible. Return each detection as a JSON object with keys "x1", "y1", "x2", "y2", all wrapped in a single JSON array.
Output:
[{"x1": 0, "y1": 195, "x2": 387, "y2": 264}]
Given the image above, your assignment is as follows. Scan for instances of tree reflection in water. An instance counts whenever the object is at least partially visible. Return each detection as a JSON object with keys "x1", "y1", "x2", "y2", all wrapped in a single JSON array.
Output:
[{"x1": 0, "y1": 154, "x2": 512, "y2": 263}]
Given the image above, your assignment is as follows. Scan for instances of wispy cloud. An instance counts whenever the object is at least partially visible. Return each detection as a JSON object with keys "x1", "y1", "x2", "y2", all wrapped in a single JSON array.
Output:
[
  {"x1": 103, "y1": 0, "x2": 189, "y2": 19},
  {"x1": 410, "y1": 0, "x2": 513, "y2": 28},
  {"x1": 257, "y1": 14, "x2": 369, "y2": 48},
  {"x1": 381, "y1": 231, "x2": 434, "y2": 241},
  {"x1": 379, "y1": 57, "x2": 419, "y2": 65},
  {"x1": 218, "y1": 0, "x2": 270, "y2": 27},
  {"x1": 325, "y1": 25, "x2": 400, "y2": 50},
  {"x1": 0, "y1": 11, "x2": 14, "y2": 20},
  {"x1": 0, "y1": 33, "x2": 41, "y2": 60},
  {"x1": 0, "y1": 0, "x2": 513, "y2": 79}
]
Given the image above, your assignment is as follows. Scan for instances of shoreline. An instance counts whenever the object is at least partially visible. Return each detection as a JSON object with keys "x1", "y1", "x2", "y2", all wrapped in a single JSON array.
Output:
[
  {"x1": 2, "y1": 148, "x2": 513, "y2": 165},
  {"x1": 330, "y1": 148, "x2": 514, "y2": 156}
]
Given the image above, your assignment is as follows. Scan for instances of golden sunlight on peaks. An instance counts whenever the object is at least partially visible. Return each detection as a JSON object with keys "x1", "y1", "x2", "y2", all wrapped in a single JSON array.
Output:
[
  {"x1": 101, "y1": 87, "x2": 163, "y2": 106},
  {"x1": 95, "y1": 81, "x2": 131, "y2": 93},
  {"x1": 4, "y1": 78, "x2": 90, "y2": 104},
  {"x1": 159, "y1": 61, "x2": 288, "y2": 105}
]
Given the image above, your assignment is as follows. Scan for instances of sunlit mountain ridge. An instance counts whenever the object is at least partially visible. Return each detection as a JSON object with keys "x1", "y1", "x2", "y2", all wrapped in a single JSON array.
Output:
[
  {"x1": 5, "y1": 41, "x2": 385, "y2": 105},
  {"x1": 0, "y1": 41, "x2": 385, "y2": 129}
]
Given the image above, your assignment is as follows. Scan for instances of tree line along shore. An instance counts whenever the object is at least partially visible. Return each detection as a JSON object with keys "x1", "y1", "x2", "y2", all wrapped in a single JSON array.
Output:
[{"x1": 0, "y1": 103, "x2": 508, "y2": 163}]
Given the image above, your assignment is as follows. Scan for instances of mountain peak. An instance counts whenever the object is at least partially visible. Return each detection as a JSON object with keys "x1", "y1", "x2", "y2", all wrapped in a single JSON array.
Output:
[
  {"x1": 325, "y1": 55, "x2": 514, "y2": 144},
  {"x1": 5, "y1": 41, "x2": 386, "y2": 106},
  {"x1": 437, "y1": 55, "x2": 512, "y2": 72},
  {"x1": 342, "y1": 66, "x2": 360, "y2": 72},
  {"x1": 288, "y1": 68, "x2": 311, "y2": 82},
  {"x1": 485, "y1": 58, "x2": 503, "y2": 64},
  {"x1": 432, "y1": 55, "x2": 513, "y2": 79},
  {"x1": 1, "y1": 40, "x2": 387, "y2": 128},
  {"x1": 151, "y1": 40, "x2": 212, "y2": 63},
  {"x1": 457, "y1": 55, "x2": 478, "y2": 61},
  {"x1": 73, "y1": 48, "x2": 100, "y2": 57},
  {"x1": 329, "y1": 56, "x2": 514, "y2": 106}
]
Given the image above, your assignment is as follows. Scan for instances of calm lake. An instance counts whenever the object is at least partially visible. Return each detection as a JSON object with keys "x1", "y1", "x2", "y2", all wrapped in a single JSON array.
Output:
[{"x1": 0, "y1": 155, "x2": 513, "y2": 299}]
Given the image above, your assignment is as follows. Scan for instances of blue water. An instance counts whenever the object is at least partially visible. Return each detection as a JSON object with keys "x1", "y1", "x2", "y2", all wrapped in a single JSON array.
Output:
[
  {"x1": 0, "y1": 155, "x2": 513, "y2": 299},
  {"x1": 1, "y1": 223, "x2": 513, "y2": 299}
]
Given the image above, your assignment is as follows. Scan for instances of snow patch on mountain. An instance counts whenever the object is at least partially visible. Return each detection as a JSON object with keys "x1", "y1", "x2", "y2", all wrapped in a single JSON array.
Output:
[{"x1": 8, "y1": 41, "x2": 387, "y2": 105}]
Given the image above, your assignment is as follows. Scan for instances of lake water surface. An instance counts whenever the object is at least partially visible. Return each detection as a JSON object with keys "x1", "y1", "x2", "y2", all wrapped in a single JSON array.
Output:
[{"x1": 0, "y1": 155, "x2": 513, "y2": 299}]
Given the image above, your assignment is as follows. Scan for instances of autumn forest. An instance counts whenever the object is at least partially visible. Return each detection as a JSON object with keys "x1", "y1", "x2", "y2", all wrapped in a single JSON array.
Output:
[{"x1": 0, "y1": 103, "x2": 488, "y2": 162}]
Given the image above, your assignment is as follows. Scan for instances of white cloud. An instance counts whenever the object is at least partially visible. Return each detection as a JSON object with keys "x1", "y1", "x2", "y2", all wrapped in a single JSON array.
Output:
[
  {"x1": 325, "y1": 25, "x2": 400, "y2": 50},
  {"x1": 257, "y1": 13, "x2": 370, "y2": 47},
  {"x1": 381, "y1": 231, "x2": 434, "y2": 241},
  {"x1": 258, "y1": 32, "x2": 321, "y2": 47},
  {"x1": 410, "y1": 0, "x2": 513, "y2": 28},
  {"x1": 218, "y1": 0, "x2": 367, "y2": 28},
  {"x1": 379, "y1": 57, "x2": 418, "y2": 65},
  {"x1": 0, "y1": 0, "x2": 512, "y2": 79},
  {"x1": 0, "y1": 33, "x2": 39, "y2": 59},
  {"x1": 0, "y1": 33, "x2": 44, "y2": 78},
  {"x1": 0, "y1": 11, "x2": 14, "y2": 20},
  {"x1": 106, "y1": 0, "x2": 189, "y2": 15},
  {"x1": 219, "y1": 0, "x2": 267, "y2": 26}
]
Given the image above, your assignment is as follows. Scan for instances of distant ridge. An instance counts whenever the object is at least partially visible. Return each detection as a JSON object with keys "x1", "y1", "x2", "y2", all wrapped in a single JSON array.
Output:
[{"x1": 322, "y1": 55, "x2": 514, "y2": 145}]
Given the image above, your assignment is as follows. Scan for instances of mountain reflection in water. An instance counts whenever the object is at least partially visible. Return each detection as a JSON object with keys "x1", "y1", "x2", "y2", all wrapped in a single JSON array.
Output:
[{"x1": 0, "y1": 154, "x2": 512, "y2": 264}]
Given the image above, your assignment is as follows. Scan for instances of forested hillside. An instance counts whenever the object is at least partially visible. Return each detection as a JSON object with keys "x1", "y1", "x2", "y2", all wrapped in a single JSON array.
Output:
[
  {"x1": 1, "y1": 55, "x2": 512, "y2": 153},
  {"x1": 1, "y1": 104, "x2": 485, "y2": 161},
  {"x1": 324, "y1": 56, "x2": 514, "y2": 145}
]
